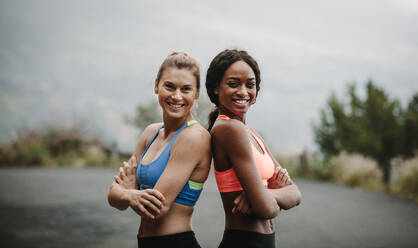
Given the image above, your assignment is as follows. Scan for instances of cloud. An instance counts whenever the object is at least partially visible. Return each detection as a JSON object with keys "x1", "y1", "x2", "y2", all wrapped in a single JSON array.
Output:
[{"x1": 1, "y1": 0, "x2": 417, "y2": 153}]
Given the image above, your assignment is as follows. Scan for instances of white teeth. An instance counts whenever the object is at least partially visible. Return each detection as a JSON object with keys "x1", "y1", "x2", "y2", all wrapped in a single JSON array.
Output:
[
  {"x1": 233, "y1": 99, "x2": 249, "y2": 104},
  {"x1": 168, "y1": 102, "x2": 184, "y2": 109}
]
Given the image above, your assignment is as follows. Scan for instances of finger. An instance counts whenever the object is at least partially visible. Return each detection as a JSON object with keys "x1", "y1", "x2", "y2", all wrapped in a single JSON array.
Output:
[
  {"x1": 123, "y1": 163, "x2": 130, "y2": 175},
  {"x1": 137, "y1": 204, "x2": 155, "y2": 219},
  {"x1": 129, "y1": 156, "x2": 137, "y2": 173},
  {"x1": 234, "y1": 192, "x2": 244, "y2": 205},
  {"x1": 119, "y1": 167, "x2": 126, "y2": 179},
  {"x1": 127, "y1": 157, "x2": 134, "y2": 171},
  {"x1": 114, "y1": 175, "x2": 121, "y2": 184},
  {"x1": 279, "y1": 169, "x2": 287, "y2": 181},
  {"x1": 123, "y1": 161, "x2": 129, "y2": 171},
  {"x1": 236, "y1": 196, "x2": 247, "y2": 212},
  {"x1": 274, "y1": 166, "x2": 280, "y2": 180},
  {"x1": 233, "y1": 195, "x2": 241, "y2": 205},
  {"x1": 130, "y1": 155, "x2": 137, "y2": 166},
  {"x1": 132, "y1": 156, "x2": 138, "y2": 168},
  {"x1": 282, "y1": 176, "x2": 289, "y2": 185},
  {"x1": 280, "y1": 174, "x2": 288, "y2": 186},
  {"x1": 149, "y1": 189, "x2": 166, "y2": 203},
  {"x1": 232, "y1": 206, "x2": 236, "y2": 214},
  {"x1": 144, "y1": 194, "x2": 163, "y2": 209},
  {"x1": 141, "y1": 198, "x2": 161, "y2": 214}
]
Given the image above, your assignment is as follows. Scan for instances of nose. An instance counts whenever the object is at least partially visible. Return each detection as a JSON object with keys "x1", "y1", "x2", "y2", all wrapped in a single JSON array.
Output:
[
  {"x1": 236, "y1": 85, "x2": 248, "y2": 97},
  {"x1": 171, "y1": 89, "x2": 182, "y2": 101}
]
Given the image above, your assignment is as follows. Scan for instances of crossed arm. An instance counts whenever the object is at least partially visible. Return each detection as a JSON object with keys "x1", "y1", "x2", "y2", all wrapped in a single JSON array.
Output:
[
  {"x1": 212, "y1": 120, "x2": 280, "y2": 219},
  {"x1": 107, "y1": 124, "x2": 211, "y2": 220},
  {"x1": 232, "y1": 129, "x2": 302, "y2": 214},
  {"x1": 108, "y1": 123, "x2": 166, "y2": 219}
]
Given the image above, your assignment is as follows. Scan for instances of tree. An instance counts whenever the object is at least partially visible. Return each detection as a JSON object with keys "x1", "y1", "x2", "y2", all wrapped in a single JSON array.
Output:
[
  {"x1": 313, "y1": 80, "x2": 409, "y2": 183},
  {"x1": 403, "y1": 93, "x2": 418, "y2": 157},
  {"x1": 128, "y1": 101, "x2": 162, "y2": 131}
]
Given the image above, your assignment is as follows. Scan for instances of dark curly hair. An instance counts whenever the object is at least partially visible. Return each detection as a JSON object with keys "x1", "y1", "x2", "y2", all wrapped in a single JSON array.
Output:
[{"x1": 205, "y1": 49, "x2": 261, "y2": 130}]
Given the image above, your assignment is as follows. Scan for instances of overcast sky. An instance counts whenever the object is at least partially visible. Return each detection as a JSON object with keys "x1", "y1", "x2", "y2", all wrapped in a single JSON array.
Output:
[{"x1": 1, "y1": 0, "x2": 417, "y2": 153}]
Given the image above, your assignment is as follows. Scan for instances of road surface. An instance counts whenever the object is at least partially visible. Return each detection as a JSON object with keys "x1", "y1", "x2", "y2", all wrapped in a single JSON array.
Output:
[{"x1": 0, "y1": 168, "x2": 417, "y2": 248}]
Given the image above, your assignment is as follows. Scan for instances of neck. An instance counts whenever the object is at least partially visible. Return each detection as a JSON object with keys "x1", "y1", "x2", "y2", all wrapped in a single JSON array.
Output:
[
  {"x1": 162, "y1": 112, "x2": 193, "y2": 136},
  {"x1": 218, "y1": 105, "x2": 246, "y2": 123}
]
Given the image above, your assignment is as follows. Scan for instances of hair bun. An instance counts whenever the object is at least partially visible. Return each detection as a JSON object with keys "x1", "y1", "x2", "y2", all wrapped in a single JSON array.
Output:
[{"x1": 169, "y1": 51, "x2": 189, "y2": 57}]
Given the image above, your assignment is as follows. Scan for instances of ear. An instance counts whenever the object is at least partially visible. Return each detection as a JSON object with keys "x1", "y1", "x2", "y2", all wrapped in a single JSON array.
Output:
[
  {"x1": 154, "y1": 81, "x2": 159, "y2": 94},
  {"x1": 214, "y1": 86, "x2": 219, "y2": 95},
  {"x1": 195, "y1": 90, "x2": 200, "y2": 100}
]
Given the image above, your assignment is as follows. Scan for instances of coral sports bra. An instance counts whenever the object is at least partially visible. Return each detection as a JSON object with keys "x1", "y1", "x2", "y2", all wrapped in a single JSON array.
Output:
[{"x1": 214, "y1": 115, "x2": 275, "y2": 192}]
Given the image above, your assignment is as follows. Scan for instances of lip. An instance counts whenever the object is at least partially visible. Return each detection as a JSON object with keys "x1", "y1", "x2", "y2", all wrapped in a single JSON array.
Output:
[
  {"x1": 232, "y1": 99, "x2": 250, "y2": 107},
  {"x1": 166, "y1": 101, "x2": 186, "y2": 110}
]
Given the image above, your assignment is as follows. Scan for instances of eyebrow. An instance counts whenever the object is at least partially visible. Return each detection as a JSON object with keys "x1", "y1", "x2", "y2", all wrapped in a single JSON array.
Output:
[
  {"x1": 226, "y1": 77, "x2": 256, "y2": 81},
  {"x1": 163, "y1": 81, "x2": 193, "y2": 87}
]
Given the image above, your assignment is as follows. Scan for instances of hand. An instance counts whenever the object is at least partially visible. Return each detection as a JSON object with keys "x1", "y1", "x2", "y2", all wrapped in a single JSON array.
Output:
[
  {"x1": 232, "y1": 192, "x2": 252, "y2": 215},
  {"x1": 127, "y1": 188, "x2": 166, "y2": 219},
  {"x1": 114, "y1": 156, "x2": 138, "y2": 190},
  {"x1": 268, "y1": 167, "x2": 292, "y2": 189}
]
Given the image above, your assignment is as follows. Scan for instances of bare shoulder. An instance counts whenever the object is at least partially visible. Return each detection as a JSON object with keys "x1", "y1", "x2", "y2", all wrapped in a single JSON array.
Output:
[
  {"x1": 133, "y1": 122, "x2": 163, "y2": 158},
  {"x1": 144, "y1": 122, "x2": 163, "y2": 134},
  {"x1": 176, "y1": 123, "x2": 211, "y2": 149},
  {"x1": 211, "y1": 119, "x2": 247, "y2": 143},
  {"x1": 142, "y1": 122, "x2": 163, "y2": 139}
]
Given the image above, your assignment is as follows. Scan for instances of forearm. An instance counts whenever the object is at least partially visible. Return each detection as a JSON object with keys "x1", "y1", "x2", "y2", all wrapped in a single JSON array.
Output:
[
  {"x1": 107, "y1": 182, "x2": 132, "y2": 210},
  {"x1": 268, "y1": 184, "x2": 302, "y2": 210}
]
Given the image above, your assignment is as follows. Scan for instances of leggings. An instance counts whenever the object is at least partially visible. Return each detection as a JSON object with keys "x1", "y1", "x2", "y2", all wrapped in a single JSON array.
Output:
[
  {"x1": 218, "y1": 229, "x2": 276, "y2": 248},
  {"x1": 137, "y1": 231, "x2": 201, "y2": 248}
]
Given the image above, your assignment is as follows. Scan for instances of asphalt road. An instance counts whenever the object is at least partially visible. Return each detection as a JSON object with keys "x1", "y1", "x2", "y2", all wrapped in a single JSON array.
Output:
[{"x1": 0, "y1": 168, "x2": 417, "y2": 248}]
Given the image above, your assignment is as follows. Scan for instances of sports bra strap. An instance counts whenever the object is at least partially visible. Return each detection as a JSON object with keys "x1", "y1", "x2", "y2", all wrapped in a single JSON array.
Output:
[
  {"x1": 141, "y1": 125, "x2": 164, "y2": 159},
  {"x1": 216, "y1": 114, "x2": 230, "y2": 120},
  {"x1": 142, "y1": 120, "x2": 198, "y2": 157},
  {"x1": 216, "y1": 114, "x2": 265, "y2": 153}
]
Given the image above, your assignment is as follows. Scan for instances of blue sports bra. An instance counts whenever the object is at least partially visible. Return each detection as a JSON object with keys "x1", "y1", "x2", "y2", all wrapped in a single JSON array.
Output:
[{"x1": 136, "y1": 120, "x2": 203, "y2": 207}]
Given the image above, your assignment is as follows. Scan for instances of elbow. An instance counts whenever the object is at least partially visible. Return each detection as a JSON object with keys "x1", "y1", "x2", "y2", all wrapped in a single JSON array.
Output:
[
  {"x1": 293, "y1": 185, "x2": 302, "y2": 206},
  {"x1": 282, "y1": 185, "x2": 302, "y2": 210},
  {"x1": 261, "y1": 206, "x2": 280, "y2": 219},
  {"x1": 253, "y1": 204, "x2": 280, "y2": 219},
  {"x1": 107, "y1": 187, "x2": 129, "y2": 211}
]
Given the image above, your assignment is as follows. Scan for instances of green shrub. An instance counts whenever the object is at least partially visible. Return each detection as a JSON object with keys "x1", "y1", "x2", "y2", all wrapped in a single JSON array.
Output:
[
  {"x1": 0, "y1": 125, "x2": 116, "y2": 167},
  {"x1": 84, "y1": 146, "x2": 109, "y2": 166}
]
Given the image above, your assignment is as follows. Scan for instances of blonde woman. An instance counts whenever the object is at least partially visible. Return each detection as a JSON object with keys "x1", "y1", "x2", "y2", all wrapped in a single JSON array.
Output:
[{"x1": 108, "y1": 52, "x2": 211, "y2": 248}]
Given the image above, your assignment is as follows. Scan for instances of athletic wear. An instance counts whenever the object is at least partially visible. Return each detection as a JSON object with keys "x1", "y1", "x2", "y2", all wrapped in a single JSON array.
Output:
[
  {"x1": 214, "y1": 115, "x2": 275, "y2": 192},
  {"x1": 138, "y1": 231, "x2": 201, "y2": 248},
  {"x1": 137, "y1": 120, "x2": 203, "y2": 206},
  {"x1": 218, "y1": 229, "x2": 275, "y2": 248}
]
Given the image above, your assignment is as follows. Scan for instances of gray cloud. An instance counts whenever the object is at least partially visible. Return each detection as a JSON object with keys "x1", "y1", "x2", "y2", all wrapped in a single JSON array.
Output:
[{"x1": 1, "y1": 0, "x2": 417, "y2": 152}]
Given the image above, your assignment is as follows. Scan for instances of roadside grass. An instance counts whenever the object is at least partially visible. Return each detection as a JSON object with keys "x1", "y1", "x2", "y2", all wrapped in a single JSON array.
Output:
[{"x1": 276, "y1": 152, "x2": 418, "y2": 204}]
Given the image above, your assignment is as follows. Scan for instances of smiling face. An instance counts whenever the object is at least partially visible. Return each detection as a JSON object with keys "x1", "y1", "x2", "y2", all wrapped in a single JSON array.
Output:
[
  {"x1": 155, "y1": 67, "x2": 199, "y2": 120},
  {"x1": 215, "y1": 60, "x2": 256, "y2": 117}
]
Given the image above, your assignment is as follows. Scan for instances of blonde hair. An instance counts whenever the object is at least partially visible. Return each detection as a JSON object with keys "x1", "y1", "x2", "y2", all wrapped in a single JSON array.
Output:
[{"x1": 155, "y1": 51, "x2": 201, "y2": 89}]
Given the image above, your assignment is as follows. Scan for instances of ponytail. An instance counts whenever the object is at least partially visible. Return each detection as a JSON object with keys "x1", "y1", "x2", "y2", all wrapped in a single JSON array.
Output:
[{"x1": 207, "y1": 107, "x2": 219, "y2": 131}]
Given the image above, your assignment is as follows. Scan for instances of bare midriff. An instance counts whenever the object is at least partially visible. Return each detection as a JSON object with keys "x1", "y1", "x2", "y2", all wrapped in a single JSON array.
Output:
[
  {"x1": 138, "y1": 203, "x2": 194, "y2": 237},
  {"x1": 220, "y1": 191, "x2": 275, "y2": 234}
]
